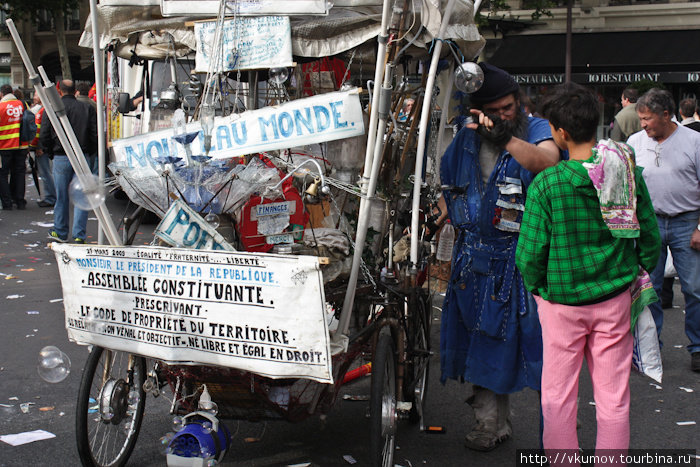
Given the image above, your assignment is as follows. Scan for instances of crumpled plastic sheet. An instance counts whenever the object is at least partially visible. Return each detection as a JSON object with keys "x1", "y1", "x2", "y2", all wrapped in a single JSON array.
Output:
[{"x1": 110, "y1": 157, "x2": 283, "y2": 218}]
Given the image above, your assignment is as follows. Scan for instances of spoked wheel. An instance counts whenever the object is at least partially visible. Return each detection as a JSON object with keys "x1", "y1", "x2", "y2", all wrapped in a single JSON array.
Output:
[
  {"x1": 405, "y1": 290, "x2": 432, "y2": 426},
  {"x1": 76, "y1": 346, "x2": 146, "y2": 467},
  {"x1": 370, "y1": 331, "x2": 397, "y2": 467}
]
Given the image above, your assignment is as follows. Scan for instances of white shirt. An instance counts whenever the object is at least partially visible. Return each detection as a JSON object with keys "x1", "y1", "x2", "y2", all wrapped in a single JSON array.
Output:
[{"x1": 627, "y1": 124, "x2": 700, "y2": 216}]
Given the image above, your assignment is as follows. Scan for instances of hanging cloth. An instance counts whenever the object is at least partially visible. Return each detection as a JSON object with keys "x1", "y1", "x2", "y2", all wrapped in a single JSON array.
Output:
[{"x1": 583, "y1": 139, "x2": 656, "y2": 327}]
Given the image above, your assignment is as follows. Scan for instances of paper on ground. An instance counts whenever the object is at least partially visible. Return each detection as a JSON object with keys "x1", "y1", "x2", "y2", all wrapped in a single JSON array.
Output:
[{"x1": 0, "y1": 429, "x2": 56, "y2": 446}]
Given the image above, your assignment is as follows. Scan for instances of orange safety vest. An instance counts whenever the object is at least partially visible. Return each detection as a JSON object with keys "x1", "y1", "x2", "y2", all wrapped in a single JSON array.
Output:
[
  {"x1": 0, "y1": 98, "x2": 24, "y2": 151},
  {"x1": 29, "y1": 107, "x2": 44, "y2": 148}
]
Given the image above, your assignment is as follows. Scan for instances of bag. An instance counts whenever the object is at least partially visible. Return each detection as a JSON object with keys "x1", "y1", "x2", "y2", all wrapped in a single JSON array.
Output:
[
  {"x1": 19, "y1": 108, "x2": 37, "y2": 144},
  {"x1": 631, "y1": 306, "x2": 663, "y2": 383},
  {"x1": 664, "y1": 248, "x2": 677, "y2": 278}
]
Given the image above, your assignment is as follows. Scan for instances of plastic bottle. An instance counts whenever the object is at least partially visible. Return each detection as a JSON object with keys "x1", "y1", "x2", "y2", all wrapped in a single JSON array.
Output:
[{"x1": 436, "y1": 221, "x2": 455, "y2": 262}]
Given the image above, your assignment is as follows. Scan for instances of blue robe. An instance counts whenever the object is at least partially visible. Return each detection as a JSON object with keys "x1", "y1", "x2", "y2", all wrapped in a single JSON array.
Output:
[{"x1": 439, "y1": 117, "x2": 552, "y2": 394}]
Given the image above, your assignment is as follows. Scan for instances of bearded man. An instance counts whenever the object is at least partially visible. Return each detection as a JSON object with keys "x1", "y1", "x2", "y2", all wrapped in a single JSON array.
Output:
[{"x1": 439, "y1": 63, "x2": 560, "y2": 451}]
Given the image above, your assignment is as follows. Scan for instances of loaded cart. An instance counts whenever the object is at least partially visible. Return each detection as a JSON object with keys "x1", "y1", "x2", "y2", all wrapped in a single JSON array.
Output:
[{"x1": 8, "y1": 0, "x2": 485, "y2": 465}]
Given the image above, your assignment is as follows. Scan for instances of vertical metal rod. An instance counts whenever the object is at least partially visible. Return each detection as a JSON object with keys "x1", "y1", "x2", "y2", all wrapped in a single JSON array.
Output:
[
  {"x1": 89, "y1": 0, "x2": 107, "y2": 244},
  {"x1": 409, "y1": 0, "x2": 458, "y2": 268},
  {"x1": 333, "y1": 0, "x2": 394, "y2": 346},
  {"x1": 565, "y1": 0, "x2": 572, "y2": 83}
]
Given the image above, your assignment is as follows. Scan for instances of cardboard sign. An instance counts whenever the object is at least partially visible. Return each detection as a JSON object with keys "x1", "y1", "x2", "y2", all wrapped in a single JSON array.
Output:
[
  {"x1": 195, "y1": 16, "x2": 293, "y2": 72},
  {"x1": 111, "y1": 88, "x2": 365, "y2": 168},
  {"x1": 51, "y1": 244, "x2": 333, "y2": 383},
  {"x1": 155, "y1": 198, "x2": 237, "y2": 251}
]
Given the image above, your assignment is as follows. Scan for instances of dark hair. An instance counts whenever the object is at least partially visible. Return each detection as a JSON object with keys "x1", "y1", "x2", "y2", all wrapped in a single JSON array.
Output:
[
  {"x1": 637, "y1": 88, "x2": 675, "y2": 117},
  {"x1": 622, "y1": 87, "x2": 639, "y2": 103},
  {"x1": 0, "y1": 84, "x2": 13, "y2": 96},
  {"x1": 59, "y1": 79, "x2": 76, "y2": 96},
  {"x1": 540, "y1": 83, "x2": 599, "y2": 143},
  {"x1": 13, "y1": 88, "x2": 23, "y2": 100},
  {"x1": 76, "y1": 81, "x2": 92, "y2": 96},
  {"x1": 679, "y1": 98, "x2": 697, "y2": 119}
]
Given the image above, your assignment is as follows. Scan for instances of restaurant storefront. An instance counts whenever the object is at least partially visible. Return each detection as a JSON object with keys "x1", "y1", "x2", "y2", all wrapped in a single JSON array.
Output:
[{"x1": 488, "y1": 30, "x2": 700, "y2": 137}]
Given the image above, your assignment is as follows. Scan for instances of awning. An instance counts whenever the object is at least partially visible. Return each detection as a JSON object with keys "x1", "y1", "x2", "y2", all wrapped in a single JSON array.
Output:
[
  {"x1": 79, "y1": 2, "x2": 484, "y2": 61},
  {"x1": 488, "y1": 30, "x2": 700, "y2": 74}
]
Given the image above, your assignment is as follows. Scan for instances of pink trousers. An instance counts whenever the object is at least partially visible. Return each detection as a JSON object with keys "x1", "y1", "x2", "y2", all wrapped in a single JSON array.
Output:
[{"x1": 535, "y1": 291, "x2": 633, "y2": 467}]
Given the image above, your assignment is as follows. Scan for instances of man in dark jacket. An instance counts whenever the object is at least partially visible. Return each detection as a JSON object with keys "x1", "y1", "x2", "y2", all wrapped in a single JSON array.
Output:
[{"x1": 40, "y1": 79, "x2": 97, "y2": 243}]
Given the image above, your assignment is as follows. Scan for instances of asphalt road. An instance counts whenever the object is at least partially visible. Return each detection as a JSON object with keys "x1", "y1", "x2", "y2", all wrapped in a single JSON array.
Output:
[{"x1": 0, "y1": 175, "x2": 698, "y2": 466}]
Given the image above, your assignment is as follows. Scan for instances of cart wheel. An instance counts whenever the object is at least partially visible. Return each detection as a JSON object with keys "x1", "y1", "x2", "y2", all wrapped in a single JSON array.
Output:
[
  {"x1": 370, "y1": 332, "x2": 397, "y2": 467},
  {"x1": 76, "y1": 347, "x2": 146, "y2": 467},
  {"x1": 407, "y1": 291, "x2": 431, "y2": 425}
]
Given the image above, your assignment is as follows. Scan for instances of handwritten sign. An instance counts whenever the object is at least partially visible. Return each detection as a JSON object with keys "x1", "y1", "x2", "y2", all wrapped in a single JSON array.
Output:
[
  {"x1": 155, "y1": 198, "x2": 236, "y2": 251},
  {"x1": 51, "y1": 244, "x2": 333, "y2": 383},
  {"x1": 194, "y1": 17, "x2": 293, "y2": 73},
  {"x1": 161, "y1": 0, "x2": 329, "y2": 17},
  {"x1": 111, "y1": 88, "x2": 364, "y2": 168}
]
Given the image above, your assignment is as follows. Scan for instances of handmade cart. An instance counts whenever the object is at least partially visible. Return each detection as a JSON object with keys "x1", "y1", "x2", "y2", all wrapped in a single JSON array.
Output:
[{"x1": 7, "y1": 1, "x2": 485, "y2": 465}]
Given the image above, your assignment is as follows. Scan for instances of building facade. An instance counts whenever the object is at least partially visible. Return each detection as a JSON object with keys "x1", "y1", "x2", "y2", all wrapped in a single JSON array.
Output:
[
  {"x1": 0, "y1": 2, "x2": 92, "y2": 91},
  {"x1": 481, "y1": 0, "x2": 700, "y2": 136}
]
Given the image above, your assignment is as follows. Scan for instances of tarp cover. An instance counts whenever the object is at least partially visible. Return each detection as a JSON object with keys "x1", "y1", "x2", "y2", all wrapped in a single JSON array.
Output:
[{"x1": 79, "y1": 0, "x2": 484, "y2": 60}]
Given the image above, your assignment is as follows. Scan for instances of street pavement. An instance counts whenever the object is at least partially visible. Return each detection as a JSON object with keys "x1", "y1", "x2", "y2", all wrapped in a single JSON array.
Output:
[{"x1": 0, "y1": 174, "x2": 698, "y2": 466}]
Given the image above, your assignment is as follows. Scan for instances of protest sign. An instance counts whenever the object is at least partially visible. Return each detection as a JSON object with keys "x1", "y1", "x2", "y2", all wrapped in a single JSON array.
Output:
[
  {"x1": 155, "y1": 198, "x2": 237, "y2": 251},
  {"x1": 194, "y1": 16, "x2": 293, "y2": 72},
  {"x1": 111, "y1": 88, "x2": 364, "y2": 168},
  {"x1": 51, "y1": 244, "x2": 333, "y2": 383}
]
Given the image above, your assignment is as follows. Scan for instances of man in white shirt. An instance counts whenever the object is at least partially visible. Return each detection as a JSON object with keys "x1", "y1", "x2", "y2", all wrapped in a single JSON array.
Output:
[{"x1": 627, "y1": 88, "x2": 700, "y2": 372}]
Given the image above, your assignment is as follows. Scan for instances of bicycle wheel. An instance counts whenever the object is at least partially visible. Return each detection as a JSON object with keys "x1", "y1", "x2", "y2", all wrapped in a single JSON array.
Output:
[
  {"x1": 370, "y1": 331, "x2": 397, "y2": 467},
  {"x1": 406, "y1": 290, "x2": 431, "y2": 425},
  {"x1": 76, "y1": 347, "x2": 147, "y2": 467}
]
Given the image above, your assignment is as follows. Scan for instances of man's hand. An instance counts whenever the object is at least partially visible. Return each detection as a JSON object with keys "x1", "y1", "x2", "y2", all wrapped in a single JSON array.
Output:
[
  {"x1": 467, "y1": 109, "x2": 513, "y2": 148},
  {"x1": 691, "y1": 226, "x2": 700, "y2": 251},
  {"x1": 476, "y1": 114, "x2": 513, "y2": 148}
]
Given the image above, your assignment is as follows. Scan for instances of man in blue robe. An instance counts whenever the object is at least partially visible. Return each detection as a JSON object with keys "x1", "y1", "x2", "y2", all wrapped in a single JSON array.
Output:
[{"x1": 439, "y1": 63, "x2": 559, "y2": 451}]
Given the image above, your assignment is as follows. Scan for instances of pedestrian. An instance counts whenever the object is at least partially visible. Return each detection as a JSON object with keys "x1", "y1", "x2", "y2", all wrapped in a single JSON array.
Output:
[
  {"x1": 627, "y1": 88, "x2": 700, "y2": 372},
  {"x1": 610, "y1": 86, "x2": 641, "y2": 142},
  {"x1": 40, "y1": 79, "x2": 97, "y2": 243},
  {"x1": 29, "y1": 94, "x2": 55, "y2": 207},
  {"x1": 75, "y1": 81, "x2": 97, "y2": 110},
  {"x1": 678, "y1": 97, "x2": 700, "y2": 132},
  {"x1": 439, "y1": 63, "x2": 560, "y2": 451},
  {"x1": 0, "y1": 84, "x2": 28, "y2": 210},
  {"x1": 516, "y1": 83, "x2": 660, "y2": 463}
]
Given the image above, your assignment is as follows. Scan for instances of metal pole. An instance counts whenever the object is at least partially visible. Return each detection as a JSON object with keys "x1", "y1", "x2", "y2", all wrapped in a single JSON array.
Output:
[
  {"x1": 6, "y1": 19, "x2": 121, "y2": 245},
  {"x1": 89, "y1": 0, "x2": 107, "y2": 245},
  {"x1": 409, "y1": 0, "x2": 458, "y2": 267},
  {"x1": 90, "y1": 0, "x2": 105, "y2": 245},
  {"x1": 333, "y1": 0, "x2": 394, "y2": 348},
  {"x1": 565, "y1": 0, "x2": 572, "y2": 83}
]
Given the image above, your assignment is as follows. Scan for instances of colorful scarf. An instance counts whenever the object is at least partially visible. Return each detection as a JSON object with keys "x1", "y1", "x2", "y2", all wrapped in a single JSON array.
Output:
[
  {"x1": 583, "y1": 139, "x2": 657, "y2": 328},
  {"x1": 583, "y1": 139, "x2": 639, "y2": 238}
]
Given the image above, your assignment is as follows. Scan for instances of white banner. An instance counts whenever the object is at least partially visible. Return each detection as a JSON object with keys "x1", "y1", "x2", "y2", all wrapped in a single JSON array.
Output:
[
  {"x1": 161, "y1": 0, "x2": 329, "y2": 17},
  {"x1": 51, "y1": 244, "x2": 333, "y2": 383},
  {"x1": 111, "y1": 88, "x2": 364, "y2": 168},
  {"x1": 194, "y1": 17, "x2": 293, "y2": 73}
]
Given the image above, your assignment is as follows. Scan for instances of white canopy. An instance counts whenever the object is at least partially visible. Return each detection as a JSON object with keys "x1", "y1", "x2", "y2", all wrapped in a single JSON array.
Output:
[{"x1": 80, "y1": 0, "x2": 484, "y2": 61}]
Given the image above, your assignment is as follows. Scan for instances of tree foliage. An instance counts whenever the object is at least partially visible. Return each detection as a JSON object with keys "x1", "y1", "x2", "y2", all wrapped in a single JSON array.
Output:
[
  {"x1": 476, "y1": 0, "x2": 556, "y2": 28},
  {"x1": 2, "y1": 0, "x2": 80, "y2": 81},
  {"x1": 2, "y1": 0, "x2": 79, "y2": 23}
]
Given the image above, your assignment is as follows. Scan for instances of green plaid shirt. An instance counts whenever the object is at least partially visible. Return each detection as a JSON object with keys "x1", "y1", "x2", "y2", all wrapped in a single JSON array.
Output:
[{"x1": 515, "y1": 155, "x2": 660, "y2": 305}]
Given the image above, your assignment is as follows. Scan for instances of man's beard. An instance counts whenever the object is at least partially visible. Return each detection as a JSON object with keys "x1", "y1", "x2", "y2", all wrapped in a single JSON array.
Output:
[{"x1": 503, "y1": 111, "x2": 529, "y2": 139}]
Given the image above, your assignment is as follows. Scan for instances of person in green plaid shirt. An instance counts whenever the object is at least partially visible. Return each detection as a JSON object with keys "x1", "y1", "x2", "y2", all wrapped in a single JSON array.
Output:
[{"x1": 515, "y1": 83, "x2": 660, "y2": 461}]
